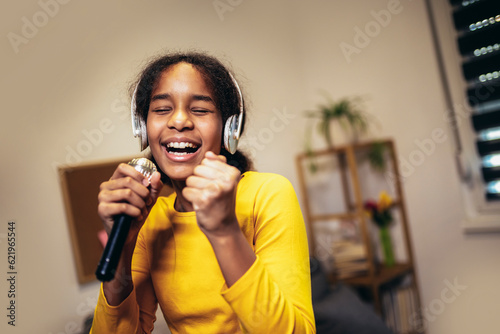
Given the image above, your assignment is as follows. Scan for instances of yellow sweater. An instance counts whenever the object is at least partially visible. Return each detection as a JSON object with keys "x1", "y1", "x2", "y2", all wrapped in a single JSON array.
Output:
[{"x1": 91, "y1": 172, "x2": 316, "y2": 333}]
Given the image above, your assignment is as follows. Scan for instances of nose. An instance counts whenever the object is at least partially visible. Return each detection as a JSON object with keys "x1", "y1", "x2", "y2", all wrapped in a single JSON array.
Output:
[{"x1": 167, "y1": 107, "x2": 193, "y2": 131}]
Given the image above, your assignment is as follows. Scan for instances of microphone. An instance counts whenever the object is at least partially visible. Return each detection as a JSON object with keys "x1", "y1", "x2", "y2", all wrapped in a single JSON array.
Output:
[{"x1": 95, "y1": 158, "x2": 157, "y2": 282}]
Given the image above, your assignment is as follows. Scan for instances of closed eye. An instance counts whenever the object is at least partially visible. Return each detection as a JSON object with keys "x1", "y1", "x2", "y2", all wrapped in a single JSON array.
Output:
[
  {"x1": 191, "y1": 108, "x2": 213, "y2": 114},
  {"x1": 191, "y1": 94, "x2": 215, "y2": 114},
  {"x1": 151, "y1": 107, "x2": 172, "y2": 114}
]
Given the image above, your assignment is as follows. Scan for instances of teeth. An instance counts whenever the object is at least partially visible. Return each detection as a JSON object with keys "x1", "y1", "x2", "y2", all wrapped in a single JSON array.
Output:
[{"x1": 166, "y1": 142, "x2": 197, "y2": 148}]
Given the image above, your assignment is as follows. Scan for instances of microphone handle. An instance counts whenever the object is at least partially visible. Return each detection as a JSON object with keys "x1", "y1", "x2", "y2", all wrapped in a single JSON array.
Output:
[{"x1": 95, "y1": 214, "x2": 133, "y2": 282}]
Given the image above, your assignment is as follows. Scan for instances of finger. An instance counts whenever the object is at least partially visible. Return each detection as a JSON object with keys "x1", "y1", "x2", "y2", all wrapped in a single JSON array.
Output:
[
  {"x1": 148, "y1": 171, "x2": 164, "y2": 204},
  {"x1": 98, "y1": 202, "x2": 143, "y2": 220},
  {"x1": 185, "y1": 175, "x2": 217, "y2": 189},
  {"x1": 98, "y1": 188, "x2": 147, "y2": 210},
  {"x1": 205, "y1": 151, "x2": 227, "y2": 163},
  {"x1": 112, "y1": 163, "x2": 150, "y2": 182},
  {"x1": 186, "y1": 178, "x2": 221, "y2": 200},
  {"x1": 200, "y1": 157, "x2": 231, "y2": 174},
  {"x1": 195, "y1": 163, "x2": 240, "y2": 187},
  {"x1": 111, "y1": 163, "x2": 152, "y2": 188},
  {"x1": 193, "y1": 164, "x2": 228, "y2": 182},
  {"x1": 182, "y1": 187, "x2": 204, "y2": 210},
  {"x1": 101, "y1": 176, "x2": 150, "y2": 199}
]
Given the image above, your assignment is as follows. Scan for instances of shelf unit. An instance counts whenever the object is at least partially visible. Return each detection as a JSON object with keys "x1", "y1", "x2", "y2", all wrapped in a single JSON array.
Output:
[{"x1": 296, "y1": 139, "x2": 425, "y2": 333}]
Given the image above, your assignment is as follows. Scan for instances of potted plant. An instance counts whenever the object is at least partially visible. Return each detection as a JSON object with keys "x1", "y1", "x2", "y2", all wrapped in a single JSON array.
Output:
[
  {"x1": 305, "y1": 95, "x2": 370, "y2": 148},
  {"x1": 304, "y1": 95, "x2": 387, "y2": 173}
]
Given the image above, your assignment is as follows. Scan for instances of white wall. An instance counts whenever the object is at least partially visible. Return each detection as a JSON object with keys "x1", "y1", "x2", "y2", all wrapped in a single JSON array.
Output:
[
  {"x1": 1, "y1": 1, "x2": 498, "y2": 333},
  {"x1": 291, "y1": 2, "x2": 500, "y2": 334}
]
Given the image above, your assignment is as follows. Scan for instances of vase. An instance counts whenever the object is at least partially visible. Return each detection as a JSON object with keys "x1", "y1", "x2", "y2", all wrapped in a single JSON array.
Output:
[{"x1": 379, "y1": 225, "x2": 395, "y2": 267}]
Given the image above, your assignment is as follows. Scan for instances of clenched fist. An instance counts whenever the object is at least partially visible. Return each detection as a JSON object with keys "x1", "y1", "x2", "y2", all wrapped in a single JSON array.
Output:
[{"x1": 183, "y1": 151, "x2": 241, "y2": 237}]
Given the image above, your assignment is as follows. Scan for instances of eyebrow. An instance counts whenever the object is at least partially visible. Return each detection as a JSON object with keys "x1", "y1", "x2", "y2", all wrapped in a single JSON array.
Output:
[
  {"x1": 150, "y1": 93, "x2": 171, "y2": 102},
  {"x1": 192, "y1": 94, "x2": 215, "y2": 104}
]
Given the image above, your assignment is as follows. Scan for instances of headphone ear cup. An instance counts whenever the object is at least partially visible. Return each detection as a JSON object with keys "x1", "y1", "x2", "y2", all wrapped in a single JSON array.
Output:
[
  {"x1": 132, "y1": 109, "x2": 148, "y2": 151},
  {"x1": 131, "y1": 83, "x2": 148, "y2": 151},
  {"x1": 224, "y1": 115, "x2": 239, "y2": 154},
  {"x1": 139, "y1": 118, "x2": 148, "y2": 151}
]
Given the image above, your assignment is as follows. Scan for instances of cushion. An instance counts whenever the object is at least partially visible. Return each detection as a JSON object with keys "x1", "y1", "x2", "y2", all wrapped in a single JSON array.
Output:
[{"x1": 313, "y1": 284, "x2": 393, "y2": 334}]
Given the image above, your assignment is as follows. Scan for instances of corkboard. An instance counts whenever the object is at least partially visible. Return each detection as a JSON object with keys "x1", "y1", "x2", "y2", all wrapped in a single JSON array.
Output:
[{"x1": 59, "y1": 158, "x2": 172, "y2": 284}]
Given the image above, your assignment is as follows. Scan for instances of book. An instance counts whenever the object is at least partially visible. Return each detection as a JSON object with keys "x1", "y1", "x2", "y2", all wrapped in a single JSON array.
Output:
[{"x1": 332, "y1": 240, "x2": 368, "y2": 279}]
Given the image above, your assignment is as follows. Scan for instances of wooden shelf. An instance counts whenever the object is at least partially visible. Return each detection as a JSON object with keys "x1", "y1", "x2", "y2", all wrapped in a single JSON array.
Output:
[
  {"x1": 310, "y1": 212, "x2": 359, "y2": 221},
  {"x1": 296, "y1": 139, "x2": 425, "y2": 334},
  {"x1": 340, "y1": 263, "x2": 413, "y2": 287}
]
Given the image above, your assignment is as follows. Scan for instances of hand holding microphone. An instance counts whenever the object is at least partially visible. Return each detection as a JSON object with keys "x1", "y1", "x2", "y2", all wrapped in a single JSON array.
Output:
[{"x1": 96, "y1": 158, "x2": 162, "y2": 282}]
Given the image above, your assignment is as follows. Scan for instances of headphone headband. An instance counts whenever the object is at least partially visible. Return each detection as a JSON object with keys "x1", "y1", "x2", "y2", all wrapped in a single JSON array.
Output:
[{"x1": 228, "y1": 72, "x2": 244, "y2": 142}]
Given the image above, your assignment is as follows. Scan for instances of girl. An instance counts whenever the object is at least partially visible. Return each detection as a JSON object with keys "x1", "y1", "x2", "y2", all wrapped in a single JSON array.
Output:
[{"x1": 90, "y1": 52, "x2": 316, "y2": 333}]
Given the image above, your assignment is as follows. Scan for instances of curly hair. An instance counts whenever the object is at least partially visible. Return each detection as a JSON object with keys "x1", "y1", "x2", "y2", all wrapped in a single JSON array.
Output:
[{"x1": 131, "y1": 51, "x2": 253, "y2": 184}]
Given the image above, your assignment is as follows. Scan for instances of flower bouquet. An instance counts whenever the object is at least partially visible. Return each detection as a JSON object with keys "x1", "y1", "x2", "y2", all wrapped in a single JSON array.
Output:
[{"x1": 364, "y1": 191, "x2": 395, "y2": 267}]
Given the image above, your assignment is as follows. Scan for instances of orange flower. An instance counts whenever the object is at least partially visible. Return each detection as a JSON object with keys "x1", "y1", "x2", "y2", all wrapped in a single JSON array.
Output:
[
  {"x1": 364, "y1": 191, "x2": 393, "y2": 228},
  {"x1": 378, "y1": 191, "x2": 392, "y2": 212}
]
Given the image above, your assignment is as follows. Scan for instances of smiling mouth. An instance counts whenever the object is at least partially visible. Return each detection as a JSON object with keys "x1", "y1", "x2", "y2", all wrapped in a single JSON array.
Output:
[{"x1": 165, "y1": 142, "x2": 200, "y2": 155}]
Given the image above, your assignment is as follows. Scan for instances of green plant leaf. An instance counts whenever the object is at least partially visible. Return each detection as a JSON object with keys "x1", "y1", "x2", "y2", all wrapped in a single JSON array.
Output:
[{"x1": 367, "y1": 141, "x2": 387, "y2": 172}]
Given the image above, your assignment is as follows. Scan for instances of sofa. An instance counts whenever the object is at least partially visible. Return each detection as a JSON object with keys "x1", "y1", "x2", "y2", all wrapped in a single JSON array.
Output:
[{"x1": 310, "y1": 257, "x2": 393, "y2": 334}]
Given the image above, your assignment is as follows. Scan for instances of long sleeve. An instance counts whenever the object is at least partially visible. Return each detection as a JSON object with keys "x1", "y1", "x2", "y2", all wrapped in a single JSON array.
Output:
[
  {"x1": 90, "y1": 231, "x2": 158, "y2": 334},
  {"x1": 90, "y1": 173, "x2": 316, "y2": 333},
  {"x1": 222, "y1": 173, "x2": 316, "y2": 333}
]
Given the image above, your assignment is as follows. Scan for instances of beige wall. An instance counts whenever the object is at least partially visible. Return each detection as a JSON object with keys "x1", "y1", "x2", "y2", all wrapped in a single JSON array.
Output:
[{"x1": 1, "y1": 0, "x2": 498, "y2": 333}]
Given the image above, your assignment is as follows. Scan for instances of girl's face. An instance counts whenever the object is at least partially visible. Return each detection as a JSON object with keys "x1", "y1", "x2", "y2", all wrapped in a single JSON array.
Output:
[{"x1": 147, "y1": 62, "x2": 223, "y2": 183}]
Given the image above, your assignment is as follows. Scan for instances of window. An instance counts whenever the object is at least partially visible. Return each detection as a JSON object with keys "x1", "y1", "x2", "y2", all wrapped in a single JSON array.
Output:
[
  {"x1": 428, "y1": 0, "x2": 500, "y2": 230},
  {"x1": 450, "y1": 0, "x2": 500, "y2": 200}
]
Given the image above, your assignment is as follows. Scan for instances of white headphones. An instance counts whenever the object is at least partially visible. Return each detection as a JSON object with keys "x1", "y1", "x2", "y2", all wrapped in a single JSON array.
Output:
[{"x1": 131, "y1": 72, "x2": 244, "y2": 154}]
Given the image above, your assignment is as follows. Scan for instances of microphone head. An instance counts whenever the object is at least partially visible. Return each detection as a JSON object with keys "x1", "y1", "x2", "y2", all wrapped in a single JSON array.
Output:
[{"x1": 128, "y1": 158, "x2": 157, "y2": 180}]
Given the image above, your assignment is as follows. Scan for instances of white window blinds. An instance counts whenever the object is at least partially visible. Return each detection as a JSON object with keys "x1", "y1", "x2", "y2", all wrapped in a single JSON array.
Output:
[{"x1": 451, "y1": 0, "x2": 500, "y2": 200}]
